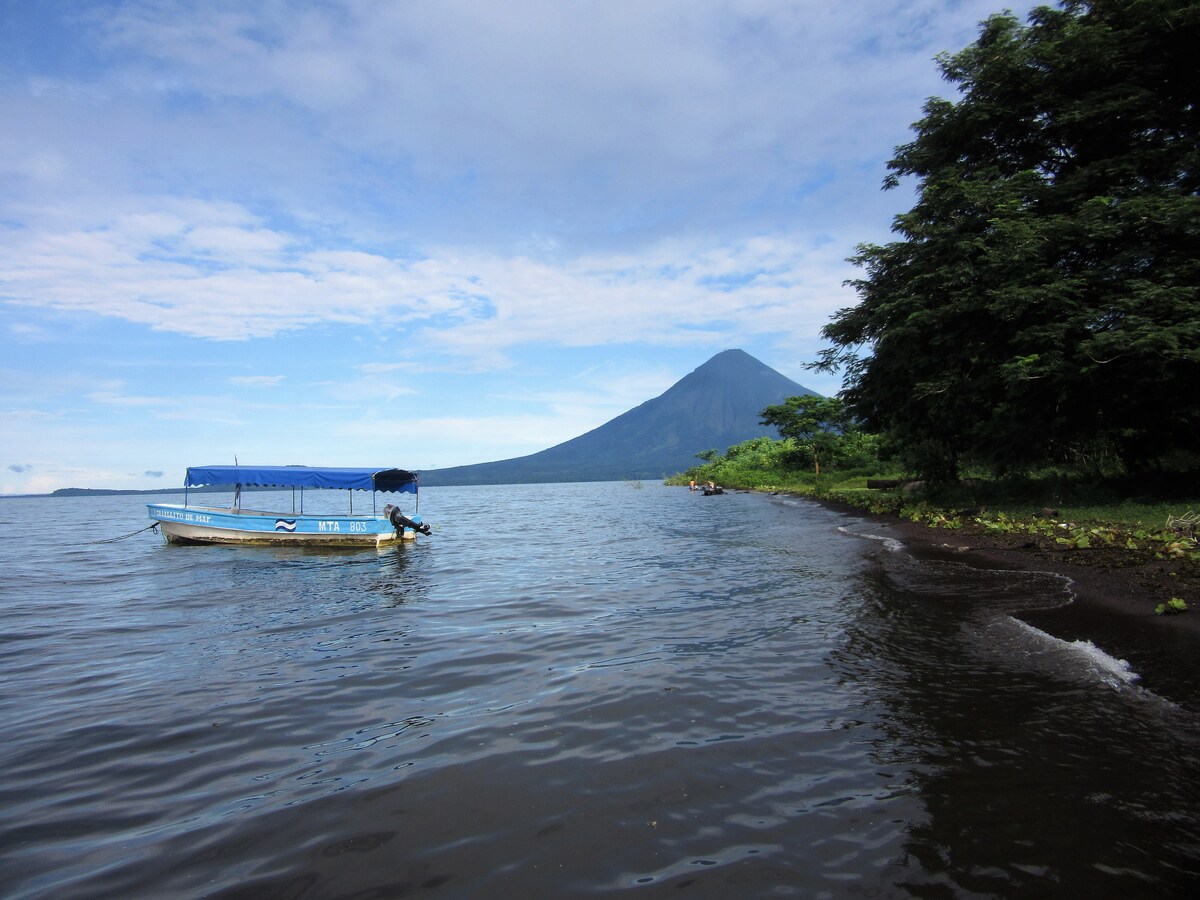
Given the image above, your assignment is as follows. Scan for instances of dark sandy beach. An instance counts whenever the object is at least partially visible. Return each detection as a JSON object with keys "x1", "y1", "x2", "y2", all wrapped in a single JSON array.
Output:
[{"x1": 853, "y1": 507, "x2": 1200, "y2": 710}]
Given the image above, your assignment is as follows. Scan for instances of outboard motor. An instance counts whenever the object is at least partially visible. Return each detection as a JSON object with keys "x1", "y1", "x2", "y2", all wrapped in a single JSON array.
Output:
[{"x1": 385, "y1": 504, "x2": 432, "y2": 536}]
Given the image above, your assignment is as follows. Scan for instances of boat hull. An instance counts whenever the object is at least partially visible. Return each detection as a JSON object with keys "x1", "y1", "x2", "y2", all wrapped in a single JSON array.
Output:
[{"x1": 147, "y1": 504, "x2": 418, "y2": 547}]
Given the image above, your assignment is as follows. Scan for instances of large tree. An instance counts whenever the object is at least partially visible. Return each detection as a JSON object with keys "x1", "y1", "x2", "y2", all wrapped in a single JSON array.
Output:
[
  {"x1": 817, "y1": 0, "x2": 1200, "y2": 481},
  {"x1": 760, "y1": 396, "x2": 854, "y2": 475}
]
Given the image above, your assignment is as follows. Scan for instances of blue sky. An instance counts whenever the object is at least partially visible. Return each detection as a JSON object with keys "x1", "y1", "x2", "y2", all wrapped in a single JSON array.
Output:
[{"x1": 0, "y1": 0, "x2": 1036, "y2": 495}]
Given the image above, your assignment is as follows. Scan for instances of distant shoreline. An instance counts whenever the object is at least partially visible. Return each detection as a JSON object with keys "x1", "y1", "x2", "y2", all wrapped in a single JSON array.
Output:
[{"x1": 0, "y1": 486, "x2": 253, "y2": 499}]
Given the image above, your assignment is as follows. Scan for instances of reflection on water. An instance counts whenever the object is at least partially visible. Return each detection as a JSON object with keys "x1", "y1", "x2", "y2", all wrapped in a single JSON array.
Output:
[{"x1": 0, "y1": 484, "x2": 1198, "y2": 897}]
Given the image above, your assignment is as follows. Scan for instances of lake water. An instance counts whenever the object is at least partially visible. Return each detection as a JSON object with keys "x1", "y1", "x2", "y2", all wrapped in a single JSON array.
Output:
[{"x1": 2, "y1": 482, "x2": 1199, "y2": 898}]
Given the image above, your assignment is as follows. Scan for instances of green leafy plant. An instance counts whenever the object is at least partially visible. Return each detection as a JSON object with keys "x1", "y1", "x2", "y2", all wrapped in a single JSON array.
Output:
[
  {"x1": 1055, "y1": 526, "x2": 1118, "y2": 550},
  {"x1": 1155, "y1": 598, "x2": 1188, "y2": 616}
]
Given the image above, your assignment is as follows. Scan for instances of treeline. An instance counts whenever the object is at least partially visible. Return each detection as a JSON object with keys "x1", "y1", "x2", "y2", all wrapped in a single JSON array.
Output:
[{"x1": 808, "y1": 0, "x2": 1199, "y2": 485}]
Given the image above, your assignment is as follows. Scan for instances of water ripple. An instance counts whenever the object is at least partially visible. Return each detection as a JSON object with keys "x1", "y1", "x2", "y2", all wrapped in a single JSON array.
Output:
[{"x1": 2, "y1": 485, "x2": 1199, "y2": 897}]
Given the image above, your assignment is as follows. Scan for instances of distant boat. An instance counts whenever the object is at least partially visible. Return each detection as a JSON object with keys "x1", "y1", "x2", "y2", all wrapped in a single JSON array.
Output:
[{"x1": 147, "y1": 465, "x2": 430, "y2": 547}]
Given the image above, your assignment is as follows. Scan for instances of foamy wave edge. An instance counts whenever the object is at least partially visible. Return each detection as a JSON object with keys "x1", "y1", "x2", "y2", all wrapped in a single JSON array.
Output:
[
  {"x1": 837, "y1": 525, "x2": 904, "y2": 552},
  {"x1": 1010, "y1": 617, "x2": 1140, "y2": 687}
]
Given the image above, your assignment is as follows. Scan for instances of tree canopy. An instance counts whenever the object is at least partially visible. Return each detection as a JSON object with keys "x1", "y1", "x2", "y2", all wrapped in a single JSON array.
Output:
[
  {"x1": 817, "y1": 0, "x2": 1200, "y2": 481},
  {"x1": 760, "y1": 396, "x2": 854, "y2": 474}
]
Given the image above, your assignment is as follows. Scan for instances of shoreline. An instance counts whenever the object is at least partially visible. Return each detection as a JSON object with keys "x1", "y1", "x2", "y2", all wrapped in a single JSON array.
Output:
[{"x1": 808, "y1": 493, "x2": 1200, "y2": 710}]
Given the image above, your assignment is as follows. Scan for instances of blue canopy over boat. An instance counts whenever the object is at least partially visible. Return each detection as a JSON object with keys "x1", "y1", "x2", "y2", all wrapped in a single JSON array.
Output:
[{"x1": 184, "y1": 465, "x2": 419, "y2": 493}]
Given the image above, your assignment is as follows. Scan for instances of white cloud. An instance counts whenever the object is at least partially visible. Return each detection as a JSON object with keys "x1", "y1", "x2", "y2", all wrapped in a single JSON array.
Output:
[
  {"x1": 0, "y1": 199, "x2": 470, "y2": 340},
  {"x1": 85, "y1": 389, "x2": 166, "y2": 407},
  {"x1": 3, "y1": 1, "x2": 1027, "y2": 248},
  {"x1": 1, "y1": 197, "x2": 857, "y2": 365},
  {"x1": 228, "y1": 375, "x2": 285, "y2": 387}
]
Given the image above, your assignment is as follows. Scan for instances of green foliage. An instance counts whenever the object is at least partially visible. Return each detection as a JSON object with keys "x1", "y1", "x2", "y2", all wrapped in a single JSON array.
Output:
[
  {"x1": 675, "y1": 437, "x2": 809, "y2": 490},
  {"x1": 668, "y1": 431, "x2": 888, "y2": 494},
  {"x1": 759, "y1": 396, "x2": 873, "y2": 475},
  {"x1": 1156, "y1": 598, "x2": 1188, "y2": 616},
  {"x1": 816, "y1": 0, "x2": 1200, "y2": 482},
  {"x1": 958, "y1": 509, "x2": 1200, "y2": 561}
]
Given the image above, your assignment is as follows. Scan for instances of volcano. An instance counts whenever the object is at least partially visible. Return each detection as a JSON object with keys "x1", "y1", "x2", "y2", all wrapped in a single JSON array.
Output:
[{"x1": 420, "y1": 349, "x2": 819, "y2": 485}]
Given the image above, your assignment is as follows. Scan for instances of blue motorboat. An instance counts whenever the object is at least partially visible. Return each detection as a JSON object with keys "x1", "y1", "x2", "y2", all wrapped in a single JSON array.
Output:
[{"x1": 147, "y1": 465, "x2": 430, "y2": 547}]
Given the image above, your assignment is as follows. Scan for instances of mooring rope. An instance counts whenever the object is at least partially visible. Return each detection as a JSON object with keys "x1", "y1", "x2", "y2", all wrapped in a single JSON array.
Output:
[{"x1": 88, "y1": 522, "x2": 160, "y2": 544}]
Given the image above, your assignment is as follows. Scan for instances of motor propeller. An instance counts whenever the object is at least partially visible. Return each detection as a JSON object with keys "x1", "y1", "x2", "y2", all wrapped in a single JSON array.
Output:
[{"x1": 385, "y1": 504, "x2": 432, "y2": 536}]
